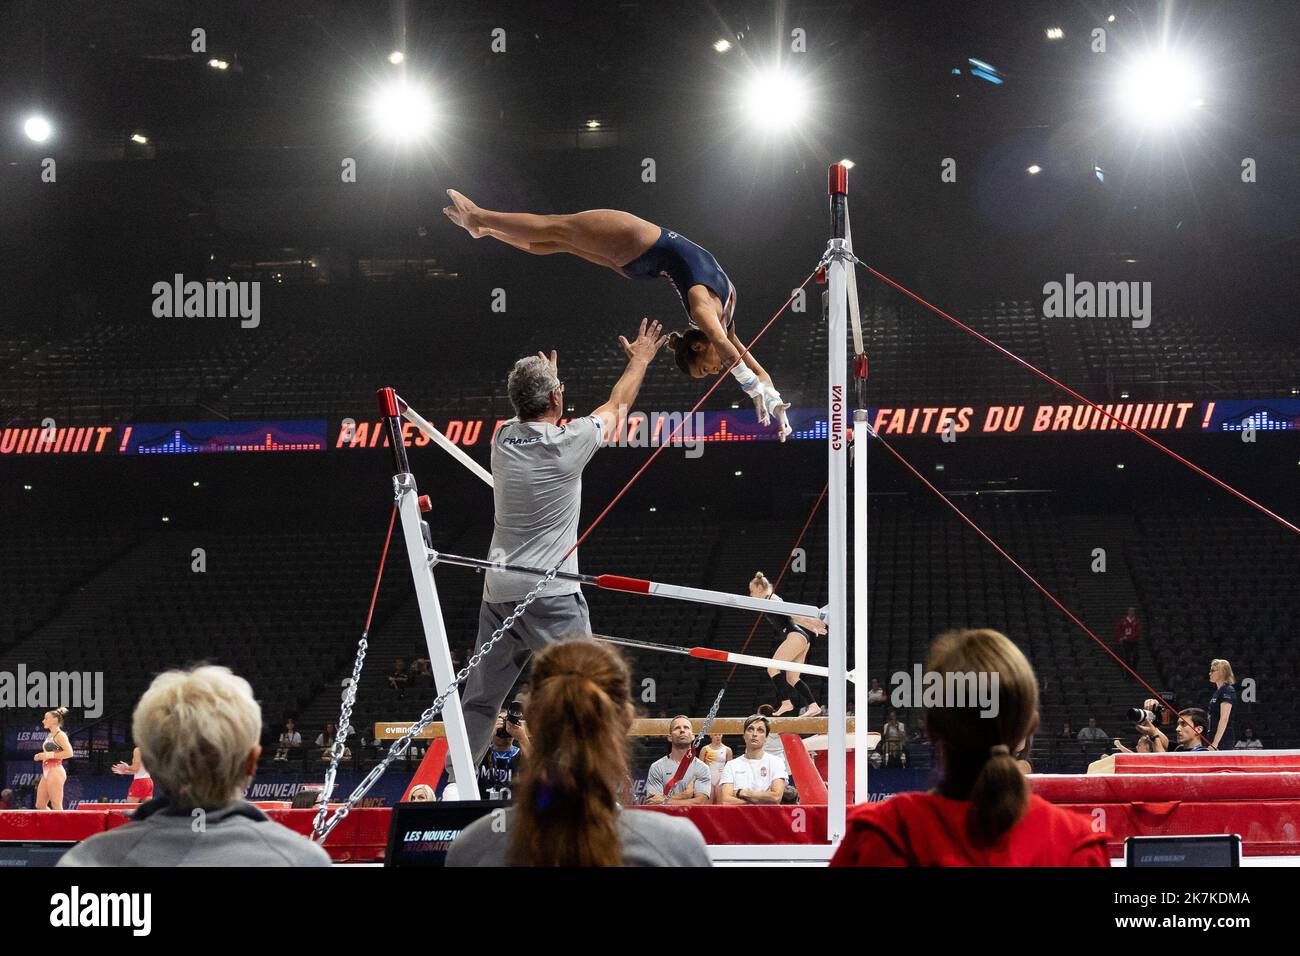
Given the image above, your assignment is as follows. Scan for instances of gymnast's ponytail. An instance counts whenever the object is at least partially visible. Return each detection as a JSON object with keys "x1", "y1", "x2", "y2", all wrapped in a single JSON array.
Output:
[
  {"x1": 924, "y1": 628, "x2": 1039, "y2": 845},
  {"x1": 509, "y1": 639, "x2": 634, "y2": 866},
  {"x1": 667, "y1": 328, "x2": 708, "y2": 376},
  {"x1": 750, "y1": 571, "x2": 773, "y2": 596}
]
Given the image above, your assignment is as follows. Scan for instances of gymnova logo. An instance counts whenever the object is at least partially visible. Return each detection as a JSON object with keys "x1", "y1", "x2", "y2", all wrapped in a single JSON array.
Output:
[
  {"x1": 0, "y1": 666, "x2": 103, "y2": 718},
  {"x1": 1042, "y1": 273, "x2": 1152, "y2": 329},
  {"x1": 49, "y1": 886, "x2": 151, "y2": 936},
  {"x1": 151, "y1": 274, "x2": 260, "y2": 328},
  {"x1": 890, "y1": 664, "x2": 1000, "y2": 718}
]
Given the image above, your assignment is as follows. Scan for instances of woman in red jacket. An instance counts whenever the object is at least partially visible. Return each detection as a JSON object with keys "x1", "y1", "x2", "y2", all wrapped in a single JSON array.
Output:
[{"x1": 831, "y1": 628, "x2": 1110, "y2": 867}]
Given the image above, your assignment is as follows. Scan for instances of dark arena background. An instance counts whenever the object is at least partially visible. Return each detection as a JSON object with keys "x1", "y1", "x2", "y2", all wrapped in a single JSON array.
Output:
[{"x1": 1, "y1": 0, "x2": 1298, "y2": 922}]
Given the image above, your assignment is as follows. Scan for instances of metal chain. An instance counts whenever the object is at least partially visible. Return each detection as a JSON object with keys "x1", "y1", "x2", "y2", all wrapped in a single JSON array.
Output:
[
  {"x1": 691, "y1": 685, "x2": 727, "y2": 753},
  {"x1": 312, "y1": 563, "x2": 560, "y2": 843},
  {"x1": 311, "y1": 628, "x2": 369, "y2": 836}
]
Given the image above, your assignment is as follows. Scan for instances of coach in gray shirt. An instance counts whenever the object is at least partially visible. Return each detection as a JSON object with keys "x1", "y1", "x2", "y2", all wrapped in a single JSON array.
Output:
[{"x1": 446, "y1": 318, "x2": 667, "y2": 789}]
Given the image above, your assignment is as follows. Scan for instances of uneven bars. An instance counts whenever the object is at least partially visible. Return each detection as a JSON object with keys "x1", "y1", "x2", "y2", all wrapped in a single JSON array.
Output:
[
  {"x1": 430, "y1": 549, "x2": 825, "y2": 620},
  {"x1": 588, "y1": 632, "x2": 836, "y2": 679},
  {"x1": 377, "y1": 387, "x2": 494, "y2": 488}
]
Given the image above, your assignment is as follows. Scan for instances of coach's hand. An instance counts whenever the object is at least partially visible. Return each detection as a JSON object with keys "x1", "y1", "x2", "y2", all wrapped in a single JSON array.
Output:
[{"x1": 620, "y1": 318, "x2": 667, "y2": 366}]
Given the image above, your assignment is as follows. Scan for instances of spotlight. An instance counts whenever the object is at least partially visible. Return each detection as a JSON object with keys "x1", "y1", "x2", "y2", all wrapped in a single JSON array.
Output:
[
  {"x1": 23, "y1": 115, "x2": 52, "y2": 143},
  {"x1": 208, "y1": 58, "x2": 230, "y2": 71},
  {"x1": 742, "y1": 69, "x2": 809, "y2": 132},
  {"x1": 192, "y1": 481, "x2": 201, "y2": 487},
  {"x1": 1116, "y1": 463, "x2": 1125, "y2": 470},
  {"x1": 585, "y1": 119, "x2": 601, "y2": 129},
  {"x1": 1045, "y1": 27, "x2": 1064, "y2": 40},
  {"x1": 388, "y1": 51, "x2": 405, "y2": 65},
  {"x1": 130, "y1": 132, "x2": 148, "y2": 145},
  {"x1": 369, "y1": 80, "x2": 435, "y2": 142},
  {"x1": 23, "y1": 484, "x2": 32, "y2": 491},
  {"x1": 162, "y1": 516, "x2": 171, "y2": 523},
  {"x1": 839, "y1": 158, "x2": 856, "y2": 169},
  {"x1": 1117, "y1": 49, "x2": 1204, "y2": 127},
  {"x1": 1026, "y1": 164, "x2": 1042, "y2": 174},
  {"x1": 1107, "y1": 14, "x2": 1117, "y2": 23},
  {"x1": 713, "y1": 39, "x2": 732, "y2": 53}
]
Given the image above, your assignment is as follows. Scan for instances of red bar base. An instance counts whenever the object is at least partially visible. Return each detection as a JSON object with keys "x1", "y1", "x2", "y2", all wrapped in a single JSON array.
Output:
[
  {"x1": 854, "y1": 353, "x2": 868, "y2": 379},
  {"x1": 828, "y1": 163, "x2": 848, "y2": 196},
  {"x1": 418, "y1": 495, "x2": 432, "y2": 513},
  {"x1": 376, "y1": 387, "x2": 400, "y2": 418},
  {"x1": 595, "y1": 574, "x2": 651, "y2": 594},
  {"x1": 815, "y1": 266, "x2": 827, "y2": 285}
]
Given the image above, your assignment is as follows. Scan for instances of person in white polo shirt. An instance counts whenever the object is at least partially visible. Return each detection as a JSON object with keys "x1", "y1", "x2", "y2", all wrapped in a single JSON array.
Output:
[{"x1": 719, "y1": 714, "x2": 786, "y2": 805}]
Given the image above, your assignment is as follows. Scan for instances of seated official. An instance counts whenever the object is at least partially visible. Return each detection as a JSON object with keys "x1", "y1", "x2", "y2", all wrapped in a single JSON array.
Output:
[
  {"x1": 59, "y1": 665, "x2": 332, "y2": 867},
  {"x1": 718, "y1": 715, "x2": 786, "y2": 805},
  {"x1": 831, "y1": 629, "x2": 1110, "y2": 867},
  {"x1": 644, "y1": 715, "x2": 711, "y2": 806}
]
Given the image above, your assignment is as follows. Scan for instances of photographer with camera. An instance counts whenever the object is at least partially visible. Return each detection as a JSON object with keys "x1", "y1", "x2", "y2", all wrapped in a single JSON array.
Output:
[
  {"x1": 1126, "y1": 700, "x2": 1210, "y2": 752},
  {"x1": 477, "y1": 699, "x2": 530, "y2": 801}
]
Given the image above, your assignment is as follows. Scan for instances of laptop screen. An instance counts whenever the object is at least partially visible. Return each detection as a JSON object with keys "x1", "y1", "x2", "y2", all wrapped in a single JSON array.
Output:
[
  {"x1": 0, "y1": 841, "x2": 74, "y2": 868},
  {"x1": 385, "y1": 800, "x2": 500, "y2": 867},
  {"x1": 1125, "y1": 835, "x2": 1242, "y2": 867}
]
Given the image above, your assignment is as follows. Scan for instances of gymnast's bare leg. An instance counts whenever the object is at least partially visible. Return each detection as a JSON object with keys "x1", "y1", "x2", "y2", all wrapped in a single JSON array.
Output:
[{"x1": 442, "y1": 189, "x2": 659, "y2": 273}]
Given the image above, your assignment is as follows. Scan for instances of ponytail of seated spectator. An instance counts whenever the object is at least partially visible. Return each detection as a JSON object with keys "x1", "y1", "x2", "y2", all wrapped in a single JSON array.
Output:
[
  {"x1": 925, "y1": 629, "x2": 1039, "y2": 846},
  {"x1": 508, "y1": 639, "x2": 634, "y2": 866}
]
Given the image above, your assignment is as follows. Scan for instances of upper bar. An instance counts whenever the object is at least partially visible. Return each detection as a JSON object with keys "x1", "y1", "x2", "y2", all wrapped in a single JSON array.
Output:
[
  {"x1": 376, "y1": 387, "x2": 494, "y2": 488},
  {"x1": 430, "y1": 550, "x2": 825, "y2": 620}
]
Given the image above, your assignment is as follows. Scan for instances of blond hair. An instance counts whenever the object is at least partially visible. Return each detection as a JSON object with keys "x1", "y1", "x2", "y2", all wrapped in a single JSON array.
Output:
[
  {"x1": 1211, "y1": 659, "x2": 1236, "y2": 684},
  {"x1": 133, "y1": 665, "x2": 262, "y2": 810},
  {"x1": 749, "y1": 571, "x2": 773, "y2": 595},
  {"x1": 925, "y1": 629, "x2": 1039, "y2": 844}
]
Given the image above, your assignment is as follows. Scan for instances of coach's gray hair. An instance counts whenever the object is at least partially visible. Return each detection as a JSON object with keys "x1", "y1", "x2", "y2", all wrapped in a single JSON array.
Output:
[{"x1": 507, "y1": 356, "x2": 561, "y2": 420}]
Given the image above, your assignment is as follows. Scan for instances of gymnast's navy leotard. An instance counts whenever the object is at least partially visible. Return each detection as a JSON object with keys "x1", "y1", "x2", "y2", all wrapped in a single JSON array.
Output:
[{"x1": 620, "y1": 228, "x2": 735, "y2": 331}]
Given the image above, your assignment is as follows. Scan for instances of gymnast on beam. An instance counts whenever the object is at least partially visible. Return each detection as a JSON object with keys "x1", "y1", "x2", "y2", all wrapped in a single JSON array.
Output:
[{"x1": 442, "y1": 189, "x2": 792, "y2": 440}]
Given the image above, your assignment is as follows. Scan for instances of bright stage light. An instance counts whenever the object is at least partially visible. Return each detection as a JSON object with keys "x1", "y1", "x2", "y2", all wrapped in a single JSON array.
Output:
[
  {"x1": 1045, "y1": 27, "x2": 1064, "y2": 40},
  {"x1": 23, "y1": 115, "x2": 52, "y2": 143},
  {"x1": 714, "y1": 39, "x2": 732, "y2": 53},
  {"x1": 369, "y1": 80, "x2": 435, "y2": 142},
  {"x1": 742, "y1": 69, "x2": 809, "y2": 132},
  {"x1": 388, "y1": 51, "x2": 405, "y2": 65},
  {"x1": 130, "y1": 132, "x2": 148, "y2": 145},
  {"x1": 585, "y1": 119, "x2": 601, "y2": 129},
  {"x1": 1026, "y1": 164, "x2": 1042, "y2": 174},
  {"x1": 839, "y1": 158, "x2": 855, "y2": 169},
  {"x1": 1117, "y1": 50, "x2": 1204, "y2": 127},
  {"x1": 208, "y1": 58, "x2": 229, "y2": 71}
]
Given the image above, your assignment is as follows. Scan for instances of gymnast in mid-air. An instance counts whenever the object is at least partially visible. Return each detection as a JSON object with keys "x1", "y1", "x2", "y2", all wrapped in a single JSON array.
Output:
[{"x1": 443, "y1": 189, "x2": 791, "y2": 439}]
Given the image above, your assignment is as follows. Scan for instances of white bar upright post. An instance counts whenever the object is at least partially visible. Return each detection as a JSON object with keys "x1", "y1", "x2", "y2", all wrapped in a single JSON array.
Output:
[
  {"x1": 825, "y1": 163, "x2": 851, "y2": 843},
  {"x1": 853, "y1": 408, "x2": 869, "y2": 805},
  {"x1": 376, "y1": 387, "x2": 480, "y2": 799}
]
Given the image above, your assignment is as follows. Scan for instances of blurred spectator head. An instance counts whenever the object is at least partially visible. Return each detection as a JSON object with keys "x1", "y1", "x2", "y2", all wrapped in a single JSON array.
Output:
[
  {"x1": 133, "y1": 665, "x2": 262, "y2": 810},
  {"x1": 1135, "y1": 735, "x2": 1153, "y2": 753},
  {"x1": 924, "y1": 629, "x2": 1039, "y2": 845},
  {"x1": 509, "y1": 639, "x2": 633, "y2": 866},
  {"x1": 408, "y1": 784, "x2": 435, "y2": 802}
]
